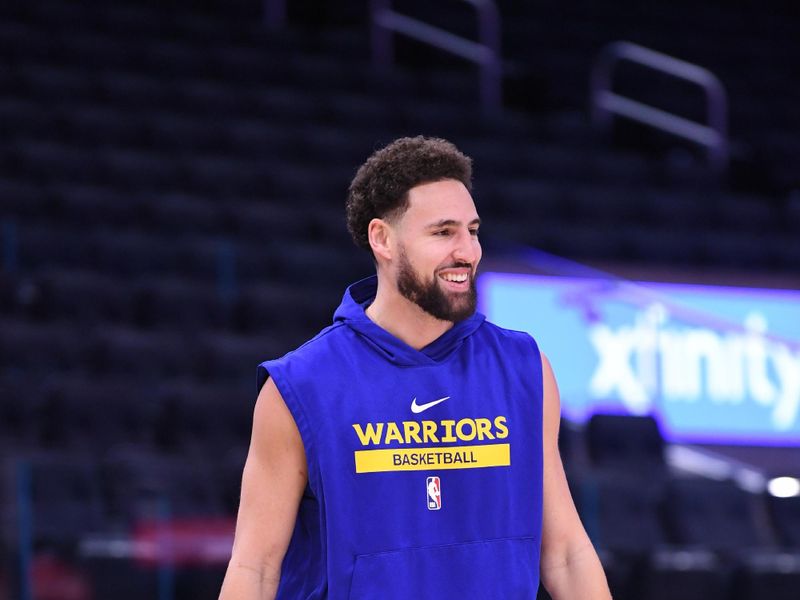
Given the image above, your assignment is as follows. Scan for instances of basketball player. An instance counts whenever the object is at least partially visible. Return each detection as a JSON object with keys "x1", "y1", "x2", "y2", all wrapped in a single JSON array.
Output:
[{"x1": 219, "y1": 137, "x2": 611, "y2": 599}]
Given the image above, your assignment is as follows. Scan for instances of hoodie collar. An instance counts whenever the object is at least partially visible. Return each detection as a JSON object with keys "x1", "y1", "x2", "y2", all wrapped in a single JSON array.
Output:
[{"x1": 333, "y1": 275, "x2": 485, "y2": 367}]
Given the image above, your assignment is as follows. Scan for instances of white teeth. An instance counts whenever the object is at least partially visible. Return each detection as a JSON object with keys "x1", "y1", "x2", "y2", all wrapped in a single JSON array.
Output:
[{"x1": 441, "y1": 273, "x2": 468, "y2": 283}]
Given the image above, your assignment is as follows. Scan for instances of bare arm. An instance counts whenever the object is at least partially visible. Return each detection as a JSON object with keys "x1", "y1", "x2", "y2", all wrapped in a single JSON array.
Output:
[
  {"x1": 218, "y1": 377, "x2": 308, "y2": 600},
  {"x1": 539, "y1": 353, "x2": 612, "y2": 599}
]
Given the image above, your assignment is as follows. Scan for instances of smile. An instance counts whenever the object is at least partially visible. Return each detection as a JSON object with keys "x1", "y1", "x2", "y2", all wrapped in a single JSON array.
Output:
[{"x1": 440, "y1": 272, "x2": 469, "y2": 283}]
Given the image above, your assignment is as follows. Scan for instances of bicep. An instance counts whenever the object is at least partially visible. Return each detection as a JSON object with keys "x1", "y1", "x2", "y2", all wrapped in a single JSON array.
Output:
[{"x1": 229, "y1": 377, "x2": 308, "y2": 573}]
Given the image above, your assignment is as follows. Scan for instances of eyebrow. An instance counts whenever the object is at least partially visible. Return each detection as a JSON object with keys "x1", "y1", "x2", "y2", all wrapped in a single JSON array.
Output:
[{"x1": 425, "y1": 218, "x2": 482, "y2": 229}]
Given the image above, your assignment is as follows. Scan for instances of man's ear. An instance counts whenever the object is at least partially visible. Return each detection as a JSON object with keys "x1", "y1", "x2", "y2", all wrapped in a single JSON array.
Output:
[{"x1": 368, "y1": 218, "x2": 393, "y2": 262}]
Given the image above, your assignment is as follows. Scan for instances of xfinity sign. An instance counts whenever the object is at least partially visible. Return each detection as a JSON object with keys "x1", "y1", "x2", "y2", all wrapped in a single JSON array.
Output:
[{"x1": 478, "y1": 272, "x2": 800, "y2": 445}]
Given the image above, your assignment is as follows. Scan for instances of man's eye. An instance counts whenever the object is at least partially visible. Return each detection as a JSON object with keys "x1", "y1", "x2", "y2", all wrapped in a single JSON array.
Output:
[
  {"x1": 434, "y1": 230, "x2": 451, "y2": 236},
  {"x1": 470, "y1": 229, "x2": 480, "y2": 236}
]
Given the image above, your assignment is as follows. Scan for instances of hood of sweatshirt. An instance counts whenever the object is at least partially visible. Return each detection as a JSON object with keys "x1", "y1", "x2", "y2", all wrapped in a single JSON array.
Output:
[{"x1": 333, "y1": 275, "x2": 486, "y2": 367}]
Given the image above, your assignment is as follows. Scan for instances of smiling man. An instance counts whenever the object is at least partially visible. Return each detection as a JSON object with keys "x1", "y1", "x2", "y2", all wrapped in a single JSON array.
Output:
[{"x1": 219, "y1": 136, "x2": 611, "y2": 600}]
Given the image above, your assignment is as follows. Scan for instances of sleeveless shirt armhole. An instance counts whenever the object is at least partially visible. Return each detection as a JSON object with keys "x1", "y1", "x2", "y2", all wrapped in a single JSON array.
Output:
[
  {"x1": 257, "y1": 362, "x2": 321, "y2": 496},
  {"x1": 521, "y1": 333, "x2": 545, "y2": 417},
  {"x1": 526, "y1": 335, "x2": 543, "y2": 381}
]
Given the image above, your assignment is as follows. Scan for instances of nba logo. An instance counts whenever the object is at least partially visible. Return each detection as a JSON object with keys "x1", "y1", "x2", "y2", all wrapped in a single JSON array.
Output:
[{"x1": 426, "y1": 476, "x2": 441, "y2": 510}]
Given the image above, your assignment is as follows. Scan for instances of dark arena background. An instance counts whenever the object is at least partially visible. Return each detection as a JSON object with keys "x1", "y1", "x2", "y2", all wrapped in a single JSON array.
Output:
[{"x1": 1, "y1": 0, "x2": 799, "y2": 598}]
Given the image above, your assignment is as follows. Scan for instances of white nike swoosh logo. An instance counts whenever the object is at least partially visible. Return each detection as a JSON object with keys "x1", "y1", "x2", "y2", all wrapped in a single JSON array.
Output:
[{"x1": 411, "y1": 396, "x2": 451, "y2": 414}]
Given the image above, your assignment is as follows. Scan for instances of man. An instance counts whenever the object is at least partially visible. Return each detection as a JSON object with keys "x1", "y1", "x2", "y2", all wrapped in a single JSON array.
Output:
[{"x1": 219, "y1": 136, "x2": 611, "y2": 599}]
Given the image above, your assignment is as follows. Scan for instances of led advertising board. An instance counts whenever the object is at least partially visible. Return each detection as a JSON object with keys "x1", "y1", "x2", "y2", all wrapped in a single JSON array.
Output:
[{"x1": 478, "y1": 272, "x2": 800, "y2": 445}]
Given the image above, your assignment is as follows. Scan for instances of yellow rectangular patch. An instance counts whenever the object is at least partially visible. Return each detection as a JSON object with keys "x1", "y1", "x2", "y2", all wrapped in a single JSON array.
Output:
[{"x1": 354, "y1": 444, "x2": 511, "y2": 474}]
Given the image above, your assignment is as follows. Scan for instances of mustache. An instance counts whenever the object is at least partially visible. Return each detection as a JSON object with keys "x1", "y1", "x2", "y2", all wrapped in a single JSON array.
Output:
[{"x1": 437, "y1": 262, "x2": 473, "y2": 272}]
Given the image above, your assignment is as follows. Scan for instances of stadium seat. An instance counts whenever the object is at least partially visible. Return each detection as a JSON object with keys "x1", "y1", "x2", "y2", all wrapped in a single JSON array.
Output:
[
  {"x1": 61, "y1": 105, "x2": 149, "y2": 148},
  {"x1": 701, "y1": 231, "x2": 773, "y2": 269},
  {"x1": 100, "y1": 449, "x2": 225, "y2": 526},
  {"x1": 624, "y1": 224, "x2": 705, "y2": 264},
  {"x1": 190, "y1": 330, "x2": 281, "y2": 383},
  {"x1": 155, "y1": 382, "x2": 251, "y2": 458},
  {"x1": 215, "y1": 446, "x2": 248, "y2": 515},
  {"x1": 575, "y1": 470, "x2": 666, "y2": 555},
  {"x1": 51, "y1": 183, "x2": 140, "y2": 228},
  {"x1": 180, "y1": 155, "x2": 269, "y2": 196},
  {"x1": 26, "y1": 453, "x2": 107, "y2": 548},
  {"x1": 132, "y1": 279, "x2": 229, "y2": 332},
  {"x1": 571, "y1": 468, "x2": 666, "y2": 600},
  {"x1": 0, "y1": 318, "x2": 85, "y2": 373},
  {"x1": 140, "y1": 40, "x2": 203, "y2": 78},
  {"x1": 55, "y1": 31, "x2": 139, "y2": 72},
  {"x1": 100, "y1": 148, "x2": 183, "y2": 191},
  {"x1": 223, "y1": 118, "x2": 300, "y2": 158},
  {"x1": 84, "y1": 326, "x2": 192, "y2": 379},
  {"x1": 232, "y1": 283, "x2": 313, "y2": 334},
  {"x1": 767, "y1": 495, "x2": 800, "y2": 549},
  {"x1": 207, "y1": 45, "x2": 277, "y2": 83},
  {"x1": 251, "y1": 86, "x2": 324, "y2": 122},
  {"x1": 732, "y1": 551, "x2": 800, "y2": 600},
  {"x1": 97, "y1": 71, "x2": 173, "y2": 110},
  {"x1": 639, "y1": 549, "x2": 730, "y2": 600},
  {"x1": 0, "y1": 20, "x2": 53, "y2": 63},
  {"x1": 661, "y1": 477, "x2": 767, "y2": 553},
  {"x1": 38, "y1": 379, "x2": 159, "y2": 455},
  {"x1": 222, "y1": 199, "x2": 315, "y2": 243},
  {"x1": 32, "y1": 269, "x2": 135, "y2": 327},
  {"x1": 0, "y1": 178, "x2": 52, "y2": 222},
  {"x1": 148, "y1": 113, "x2": 233, "y2": 154},
  {"x1": 17, "y1": 64, "x2": 98, "y2": 104},
  {"x1": 15, "y1": 140, "x2": 100, "y2": 185},
  {"x1": 174, "y1": 79, "x2": 248, "y2": 117},
  {"x1": 0, "y1": 98, "x2": 58, "y2": 140},
  {"x1": 585, "y1": 414, "x2": 666, "y2": 475},
  {"x1": 0, "y1": 375, "x2": 43, "y2": 452},
  {"x1": 0, "y1": 272, "x2": 17, "y2": 316},
  {"x1": 15, "y1": 224, "x2": 92, "y2": 273}
]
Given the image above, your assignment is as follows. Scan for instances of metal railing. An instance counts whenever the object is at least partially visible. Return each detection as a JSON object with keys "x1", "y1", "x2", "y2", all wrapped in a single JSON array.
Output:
[
  {"x1": 370, "y1": 0, "x2": 502, "y2": 116},
  {"x1": 590, "y1": 41, "x2": 729, "y2": 172}
]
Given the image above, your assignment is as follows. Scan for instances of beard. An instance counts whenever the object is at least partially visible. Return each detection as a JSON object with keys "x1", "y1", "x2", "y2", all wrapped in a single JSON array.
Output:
[{"x1": 396, "y1": 248, "x2": 477, "y2": 323}]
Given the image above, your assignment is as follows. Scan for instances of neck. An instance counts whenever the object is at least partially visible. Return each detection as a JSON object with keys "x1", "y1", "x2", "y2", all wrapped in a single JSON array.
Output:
[{"x1": 365, "y1": 274, "x2": 454, "y2": 350}]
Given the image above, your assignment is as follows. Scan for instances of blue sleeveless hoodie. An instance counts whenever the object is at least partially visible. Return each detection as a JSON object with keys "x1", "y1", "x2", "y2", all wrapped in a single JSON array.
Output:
[{"x1": 258, "y1": 276, "x2": 544, "y2": 600}]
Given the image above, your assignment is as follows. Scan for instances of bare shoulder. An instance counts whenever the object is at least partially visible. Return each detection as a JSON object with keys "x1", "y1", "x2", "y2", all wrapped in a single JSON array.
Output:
[
  {"x1": 250, "y1": 377, "x2": 307, "y2": 476},
  {"x1": 253, "y1": 377, "x2": 295, "y2": 434}
]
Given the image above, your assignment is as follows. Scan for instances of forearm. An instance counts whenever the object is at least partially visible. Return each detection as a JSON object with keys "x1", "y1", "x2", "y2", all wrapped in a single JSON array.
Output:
[
  {"x1": 540, "y1": 542, "x2": 612, "y2": 600},
  {"x1": 218, "y1": 560, "x2": 281, "y2": 600}
]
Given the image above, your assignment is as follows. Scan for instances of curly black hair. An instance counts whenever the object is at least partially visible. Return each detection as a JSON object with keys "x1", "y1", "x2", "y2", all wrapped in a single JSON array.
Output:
[{"x1": 346, "y1": 136, "x2": 473, "y2": 254}]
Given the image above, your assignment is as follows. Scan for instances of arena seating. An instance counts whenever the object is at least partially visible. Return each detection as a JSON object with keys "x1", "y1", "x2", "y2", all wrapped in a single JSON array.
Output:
[
  {"x1": 585, "y1": 414, "x2": 666, "y2": 475},
  {"x1": 769, "y1": 495, "x2": 800, "y2": 549},
  {"x1": 0, "y1": 0, "x2": 798, "y2": 598}
]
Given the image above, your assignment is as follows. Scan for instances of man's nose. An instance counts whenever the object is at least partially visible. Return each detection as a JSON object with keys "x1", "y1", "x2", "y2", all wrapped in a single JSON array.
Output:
[{"x1": 452, "y1": 229, "x2": 479, "y2": 264}]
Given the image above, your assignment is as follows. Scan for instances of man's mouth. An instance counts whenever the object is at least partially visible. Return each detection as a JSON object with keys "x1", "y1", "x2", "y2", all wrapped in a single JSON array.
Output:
[
  {"x1": 437, "y1": 268, "x2": 472, "y2": 290},
  {"x1": 440, "y1": 272, "x2": 469, "y2": 283}
]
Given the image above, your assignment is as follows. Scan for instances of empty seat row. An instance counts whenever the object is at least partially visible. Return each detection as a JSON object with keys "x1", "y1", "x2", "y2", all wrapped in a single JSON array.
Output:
[
  {"x1": 597, "y1": 546, "x2": 800, "y2": 600},
  {"x1": 0, "y1": 317, "x2": 288, "y2": 384},
  {"x1": 0, "y1": 264, "x2": 348, "y2": 338},
  {"x1": 5, "y1": 447, "x2": 799, "y2": 600},
  {"x1": 2, "y1": 449, "x2": 245, "y2": 547},
  {"x1": 12, "y1": 223, "x2": 338, "y2": 281},
  {"x1": 4, "y1": 135, "x2": 360, "y2": 198},
  {"x1": 575, "y1": 472, "x2": 781, "y2": 553},
  {"x1": 576, "y1": 472, "x2": 800, "y2": 600},
  {"x1": 0, "y1": 176, "x2": 352, "y2": 246},
  {"x1": 0, "y1": 375, "x2": 254, "y2": 458}
]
